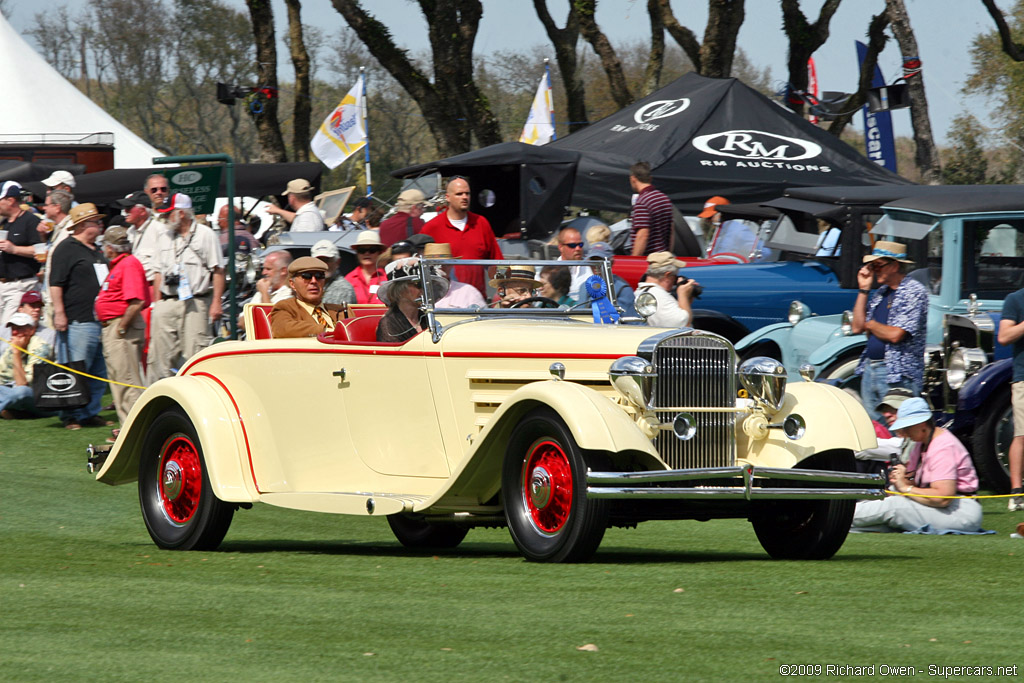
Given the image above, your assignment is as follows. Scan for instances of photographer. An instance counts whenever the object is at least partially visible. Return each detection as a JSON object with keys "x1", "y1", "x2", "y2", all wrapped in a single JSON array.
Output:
[{"x1": 635, "y1": 251, "x2": 699, "y2": 327}]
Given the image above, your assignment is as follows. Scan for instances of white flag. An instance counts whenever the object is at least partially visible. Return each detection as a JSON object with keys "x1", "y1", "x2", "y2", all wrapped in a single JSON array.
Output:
[
  {"x1": 519, "y1": 73, "x2": 554, "y2": 145},
  {"x1": 311, "y1": 75, "x2": 366, "y2": 169}
]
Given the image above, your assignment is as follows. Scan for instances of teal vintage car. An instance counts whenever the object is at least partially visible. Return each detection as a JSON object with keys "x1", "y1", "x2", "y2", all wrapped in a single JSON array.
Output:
[{"x1": 736, "y1": 188, "x2": 1024, "y2": 387}]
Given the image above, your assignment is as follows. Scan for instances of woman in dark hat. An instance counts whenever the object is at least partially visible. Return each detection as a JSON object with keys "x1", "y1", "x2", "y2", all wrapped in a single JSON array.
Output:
[{"x1": 375, "y1": 257, "x2": 448, "y2": 342}]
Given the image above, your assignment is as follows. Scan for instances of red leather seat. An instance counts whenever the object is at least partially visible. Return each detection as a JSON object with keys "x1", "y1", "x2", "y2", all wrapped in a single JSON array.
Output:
[
  {"x1": 343, "y1": 315, "x2": 384, "y2": 343},
  {"x1": 250, "y1": 305, "x2": 273, "y2": 340}
]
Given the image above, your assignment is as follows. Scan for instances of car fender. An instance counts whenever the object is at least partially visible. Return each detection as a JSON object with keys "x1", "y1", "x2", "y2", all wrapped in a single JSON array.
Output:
[
  {"x1": 95, "y1": 375, "x2": 256, "y2": 503},
  {"x1": 427, "y1": 380, "x2": 660, "y2": 509},
  {"x1": 957, "y1": 358, "x2": 1013, "y2": 414},
  {"x1": 690, "y1": 309, "x2": 750, "y2": 343},
  {"x1": 735, "y1": 322, "x2": 792, "y2": 353},
  {"x1": 740, "y1": 382, "x2": 876, "y2": 468},
  {"x1": 806, "y1": 334, "x2": 865, "y2": 368}
]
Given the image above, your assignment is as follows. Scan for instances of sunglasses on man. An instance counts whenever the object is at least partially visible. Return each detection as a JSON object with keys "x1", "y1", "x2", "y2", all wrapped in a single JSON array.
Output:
[{"x1": 294, "y1": 271, "x2": 326, "y2": 281}]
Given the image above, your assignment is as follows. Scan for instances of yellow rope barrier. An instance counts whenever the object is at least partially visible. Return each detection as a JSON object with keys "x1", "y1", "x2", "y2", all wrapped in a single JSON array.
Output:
[
  {"x1": 888, "y1": 490, "x2": 1016, "y2": 500},
  {"x1": 1, "y1": 338, "x2": 146, "y2": 390}
]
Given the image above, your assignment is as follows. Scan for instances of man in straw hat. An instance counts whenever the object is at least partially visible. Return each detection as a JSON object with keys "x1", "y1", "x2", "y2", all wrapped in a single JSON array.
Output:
[
  {"x1": 634, "y1": 251, "x2": 698, "y2": 328},
  {"x1": 851, "y1": 240, "x2": 928, "y2": 421},
  {"x1": 489, "y1": 264, "x2": 542, "y2": 308},
  {"x1": 48, "y1": 203, "x2": 111, "y2": 430},
  {"x1": 271, "y1": 256, "x2": 344, "y2": 338},
  {"x1": 379, "y1": 189, "x2": 426, "y2": 247},
  {"x1": 425, "y1": 243, "x2": 485, "y2": 309}
]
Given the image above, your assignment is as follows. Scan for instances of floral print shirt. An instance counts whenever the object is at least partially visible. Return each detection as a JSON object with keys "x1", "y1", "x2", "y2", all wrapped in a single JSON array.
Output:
[{"x1": 855, "y1": 276, "x2": 929, "y2": 385}]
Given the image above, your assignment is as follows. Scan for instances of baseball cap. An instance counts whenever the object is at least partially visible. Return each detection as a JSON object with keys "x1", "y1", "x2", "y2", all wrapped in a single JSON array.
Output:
[
  {"x1": 103, "y1": 225, "x2": 131, "y2": 247},
  {"x1": 889, "y1": 397, "x2": 932, "y2": 431},
  {"x1": 876, "y1": 387, "x2": 915, "y2": 413},
  {"x1": 698, "y1": 196, "x2": 729, "y2": 219},
  {"x1": 41, "y1": 170, "x2": 76, "y2": 188},
  {"x1": 5, "y1": 312, "x2": 34, "y2": 328},
  {"x1": 20, "y1": 291, "x2": 43, "y2": 305},
  {"x1": 283, "y1": 179, "x2": 315, "y2": 195},
  {"x1": 646, "y1": 251, "x2": 686, "y2": 270},
  {"x1": 0, "y1": 180, "x2": 23, "y2": 199},
  {"x1": 585, "y1": 241, "x2": 614, "y2": 261},
  {"x1": 116, "y1": 190, "x2": 152, "y2": 209},
  {"x1": 157, "y1": 193, "x2": 192, "y2": 214},
  {"x1": 310, "y1": 239, "x2": 339, "y2": 259}
]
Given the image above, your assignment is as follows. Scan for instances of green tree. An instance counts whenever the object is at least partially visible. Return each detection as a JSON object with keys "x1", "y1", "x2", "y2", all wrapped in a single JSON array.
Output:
[{"x1": 941, "y1": 114, "x2": 989, "y2": 185}]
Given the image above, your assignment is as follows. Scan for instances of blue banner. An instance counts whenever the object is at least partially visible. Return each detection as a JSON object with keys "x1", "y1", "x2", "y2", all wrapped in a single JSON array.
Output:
[{"x1": 856, "y1": 41, "x2": 897, "y2": 173}]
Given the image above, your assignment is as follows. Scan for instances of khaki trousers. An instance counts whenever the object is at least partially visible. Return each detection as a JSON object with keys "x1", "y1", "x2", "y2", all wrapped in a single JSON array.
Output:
[
  {"x1": 101, "y1": 314, "x2": 146, "y2": 424},
  {"x1": 147, "y1": 296, "x2": 212, "y2": 383}
]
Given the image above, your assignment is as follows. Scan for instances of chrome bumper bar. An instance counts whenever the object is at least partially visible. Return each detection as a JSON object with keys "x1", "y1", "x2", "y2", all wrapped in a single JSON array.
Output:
[{"x1": 587, "y1": 465, "x2": 885, "y2": 501}]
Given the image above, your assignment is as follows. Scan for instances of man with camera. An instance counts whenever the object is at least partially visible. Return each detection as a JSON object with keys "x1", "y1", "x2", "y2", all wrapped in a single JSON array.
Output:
[{"x1": 634, "y1": 251, "x2": 699, "y2": 327}]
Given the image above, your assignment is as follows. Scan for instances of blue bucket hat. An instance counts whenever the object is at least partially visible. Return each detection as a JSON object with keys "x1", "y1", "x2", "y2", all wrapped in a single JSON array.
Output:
[{"x1": 889, "y1": 397, "x2": 931, "y2": 431}]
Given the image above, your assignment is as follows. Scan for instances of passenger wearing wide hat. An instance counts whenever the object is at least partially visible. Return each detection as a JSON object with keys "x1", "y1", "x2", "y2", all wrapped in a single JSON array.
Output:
[
  {"x1": 48, "y1": 203, "x2": 112, "y2": 430},
  {"x1": 379, "y1": 188, "x2": 426, "y2": 247},
  {"x1": 852, "y1": 398, "x2": 984, "y2": 533},
  {"x1": 311, "y1": 239, "x2": 356, "y2": 306},
  {"x1": 489, "y1": 264, "x2": 542, "y2": 309},
  {"x1": 0, "y1": 310, "x2": 56, "y2": 419},
  {"x1": 376, "y1": 256, "x2": 449, "y2": 342},
  {"x1": 428, "y1": 243, "x2": 485, "y2": 309},
  {"x1": 0, "y1": 180, "x2": 44, "y2": 327},
  {"x1": 634, "y1": 251, "x2": 698, "y2": 328},
  {"x1": 266, "y1": 179, "x2": 326, "y2": 233},
  {"x1": 345, "y1": 230, "x2": 387, "y2": 304},
  {"x1": 852, "y1": 240, "x2": 929, "y2": 422},
  {"x1": 148, "y1": 193, "x2": 226, "y2": 382},
  {"x1": 270, "y1": 256, "x2": 344, "y2": 338}
]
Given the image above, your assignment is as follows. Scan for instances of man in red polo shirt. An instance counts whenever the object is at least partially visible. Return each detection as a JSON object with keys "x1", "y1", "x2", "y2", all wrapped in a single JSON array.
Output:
[
  {"x1": 95, "y1": 225, "x2": 150, "y2": 425},
  {"x1": 421, "y1": 177, "x2": 502, "y2": 296}
]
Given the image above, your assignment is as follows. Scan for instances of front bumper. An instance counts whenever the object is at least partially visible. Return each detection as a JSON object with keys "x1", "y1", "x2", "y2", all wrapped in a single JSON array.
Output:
[{"x1": 587, "y1": 465, "x2": 884, "y2": 501}]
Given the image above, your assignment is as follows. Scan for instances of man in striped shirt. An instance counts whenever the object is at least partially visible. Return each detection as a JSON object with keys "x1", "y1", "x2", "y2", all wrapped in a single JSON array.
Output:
[{"x1": 628, "y1": 161, "x2": 673, "y2": 256}]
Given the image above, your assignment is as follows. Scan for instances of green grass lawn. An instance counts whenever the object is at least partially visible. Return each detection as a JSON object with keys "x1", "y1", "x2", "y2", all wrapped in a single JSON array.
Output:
[{"x1": 1, "y1": 405, "x2": 1020, "y2": 682}]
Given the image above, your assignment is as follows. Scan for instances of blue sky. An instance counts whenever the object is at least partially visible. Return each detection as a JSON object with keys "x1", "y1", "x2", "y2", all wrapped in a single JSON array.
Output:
[{"x1": 5, "y1": 0, "x2": 998, "y2": 145}]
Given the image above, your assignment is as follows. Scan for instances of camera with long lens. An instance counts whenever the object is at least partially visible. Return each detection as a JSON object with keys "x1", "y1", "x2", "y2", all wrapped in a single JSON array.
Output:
[{"x1": 672, "y1": 276, "x2": 703, "y2": 299}]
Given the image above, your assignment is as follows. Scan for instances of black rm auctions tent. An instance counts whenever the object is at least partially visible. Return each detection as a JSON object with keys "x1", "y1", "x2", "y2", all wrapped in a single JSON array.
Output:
[
  {"x1": 392, "y1": 142, "x2": 580, "y2": 238},
  {"x1": 548, "y1": 72, "x2": 912, "y2": 213}
]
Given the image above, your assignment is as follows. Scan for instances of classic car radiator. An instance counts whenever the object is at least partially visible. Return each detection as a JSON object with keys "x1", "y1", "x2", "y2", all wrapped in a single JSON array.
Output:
[{"x1": 652, "y1": 334, "x2": 736, "y2": 469}]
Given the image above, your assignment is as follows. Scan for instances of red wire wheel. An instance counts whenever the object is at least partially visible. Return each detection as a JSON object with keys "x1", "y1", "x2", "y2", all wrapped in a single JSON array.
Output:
[
  {"x1": 521, "y1": 439, "x2": 574, "y2": 535},
  {"x1": 158, "y1": 436, "x2": 203, "y2": 525}
]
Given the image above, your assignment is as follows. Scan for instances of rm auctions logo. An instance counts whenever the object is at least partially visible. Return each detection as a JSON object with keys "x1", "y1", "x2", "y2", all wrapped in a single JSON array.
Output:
[
  {"x1": 692, "y1": 130, "x2": 831, "y2": 173},
  {"x1": 45, "y1": 372, "x2": 75, "y2": 392},
  {"x1": 610, "y1": 98, "x2": 690, "y2": 133}
]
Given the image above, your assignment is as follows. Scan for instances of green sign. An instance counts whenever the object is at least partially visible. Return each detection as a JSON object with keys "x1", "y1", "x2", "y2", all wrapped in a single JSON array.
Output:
[{"x1": 163, "y1": 166, "x2": 223, "y2": 215}]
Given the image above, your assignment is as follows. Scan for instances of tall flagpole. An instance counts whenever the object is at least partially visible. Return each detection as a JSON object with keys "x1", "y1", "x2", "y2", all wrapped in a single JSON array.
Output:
[
  {"x1": 361, "y1": 66, "x2": 373, "y2": 196},
  {"x1": 545, "y1": 58, "x2": 556, "y2": 141}
]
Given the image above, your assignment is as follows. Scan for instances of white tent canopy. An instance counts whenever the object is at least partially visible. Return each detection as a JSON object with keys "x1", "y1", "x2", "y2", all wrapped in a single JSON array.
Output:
[{"x1": 0, "y1": 14, "x2": 165, "y2": 169}]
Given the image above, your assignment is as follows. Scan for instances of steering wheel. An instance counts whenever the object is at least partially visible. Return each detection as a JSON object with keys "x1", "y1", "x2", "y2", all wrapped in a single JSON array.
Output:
[{"x1": 510, "y1": 296, "x2": 561, "y2": 309}]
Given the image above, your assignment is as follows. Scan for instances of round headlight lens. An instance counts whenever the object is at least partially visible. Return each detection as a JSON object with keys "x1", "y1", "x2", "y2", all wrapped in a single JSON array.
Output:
[
  {"x1": 609, "y1": 356, "x2": 656, "y2": 409},
  {"x1": 738, "y1": 356, "x2": 787, "y2": 412},
  {"x1": 788, "y1": 300, "x2": 811, "y2": 325},
  {"x1": 946, "y1": 347, "x2": 986, "y2": 390},
  {"x1": 840, "y1": 310, "x2": 853, "y2": 336},
  {"x1": 635, "y1": 291, "x2": 657, "y2": 319}
]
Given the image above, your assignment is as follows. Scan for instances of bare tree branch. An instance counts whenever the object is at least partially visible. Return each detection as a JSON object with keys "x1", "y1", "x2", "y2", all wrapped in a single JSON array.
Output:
[
  {"x1": 533, "y1": 0, "x2": 589, "y2": 131},
  {"x1": 781, "y1": 0, "x2": 842, "y2": 115},
  {"x1": 284, "y1": 0, "x2": 311, "y2": 162},
  {"x1": 643, "y1": 0, "x2": 665, "y2": 96},
  {"x1": 827, "y1": 11, "x2": 889, "y2": 137},
  {"x1": 575, "y1": 0, "x2": 633, "y2": 108},
  {"x1": 981, "y1": 0, "x2": 1024, "y2": 61}
]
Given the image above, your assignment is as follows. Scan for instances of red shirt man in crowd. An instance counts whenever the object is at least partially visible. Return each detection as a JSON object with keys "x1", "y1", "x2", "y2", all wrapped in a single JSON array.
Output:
[
  {"x1": 95, "y1": 225, "x2": 150, "y2": 425},
  {"x1": 379, "y1": 189, "x2": 426, "y2": 246},
  {"x1": 421, "y1": 177, "x2": 502, "y2": 296},
  {"x1": 628, "y1": 161, "x2": 673, "y2": 256}
]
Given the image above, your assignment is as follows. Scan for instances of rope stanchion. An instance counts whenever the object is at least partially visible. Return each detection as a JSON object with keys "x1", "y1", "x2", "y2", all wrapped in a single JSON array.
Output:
[{"x1": 0, "y1": 338, "x2": 145, "y2": 390}]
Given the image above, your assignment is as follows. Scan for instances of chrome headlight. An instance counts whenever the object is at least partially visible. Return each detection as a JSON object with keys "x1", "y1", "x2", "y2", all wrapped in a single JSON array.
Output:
[
  {"x1": 609, "y1": 356, "x2": 656, "y2": 410},
  {"x1": 738, "y1": 356, "x2": 787, "y2": 412},
  {"x1": 840, "y1": 310, "x2": 853, "y2": 336},
  {"x1": 788, "y1": 300, "x2": 811, "y2": 324},
  {"x1": 946, "y1": 347, "x2": 986, "y2": 390},
  {"x1": 635, "y1": 291, "x2": 657, "y2": 319}
]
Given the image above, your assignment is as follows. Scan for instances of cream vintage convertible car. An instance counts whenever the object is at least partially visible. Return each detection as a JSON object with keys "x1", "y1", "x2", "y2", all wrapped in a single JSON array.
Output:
[{"x1": 92, "y1": 259, "x2": 883, "y2": 562}]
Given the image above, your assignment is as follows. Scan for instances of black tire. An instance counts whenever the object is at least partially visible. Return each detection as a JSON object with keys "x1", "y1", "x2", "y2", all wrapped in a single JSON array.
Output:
[
  {"x1": 750, "y1": 450, "x2": 856, "y2": 560},
  {"x1": 387, "y1": 514, "x2": 469, "y2": 549},
  {"x1": 502, "y1": 408, "x2": 608, "y2": 563},
  {"x1": 970, "y1": 387, "x2": 1013, "y2": 492},
  {"x1": 138, "y1": 407, "x2": 234, "y2": 550}
]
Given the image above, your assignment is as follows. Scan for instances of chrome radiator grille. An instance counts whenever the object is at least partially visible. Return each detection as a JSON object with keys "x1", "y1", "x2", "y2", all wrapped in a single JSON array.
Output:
[{"x1": 652, "y1": 333, "x2": 736, "y2": 469}]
